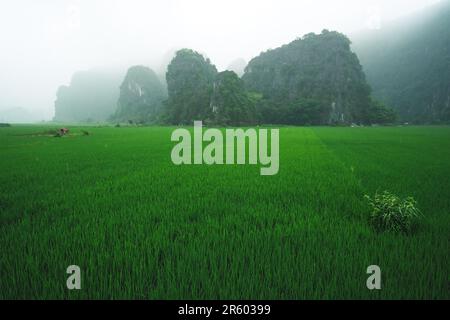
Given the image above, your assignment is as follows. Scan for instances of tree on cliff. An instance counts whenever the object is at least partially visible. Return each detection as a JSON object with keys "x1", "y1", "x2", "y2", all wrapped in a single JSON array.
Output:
[{"x1": 209, "y1": 71, "x2": 257, "y2": 125}]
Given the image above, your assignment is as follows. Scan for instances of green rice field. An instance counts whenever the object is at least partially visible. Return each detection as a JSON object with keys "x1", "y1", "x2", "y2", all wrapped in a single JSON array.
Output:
[{"x1": 0, "y1": 125, "x2": 449, "y2": 299}]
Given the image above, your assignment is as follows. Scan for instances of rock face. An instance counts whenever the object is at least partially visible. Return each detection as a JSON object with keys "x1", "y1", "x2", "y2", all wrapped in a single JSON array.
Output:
[
  {"x1": 54, "y1": 68, "x2": 123, "y2": 122},
  {"x1": 114, "y1": 66, "x2": 166, "y2": 123},
  {"x1": 165, "y1": 49, "x2": 218, "y2": 124},
  {"x1": 165, "y1": 50, "x2": 257, "y2": 125},
  {"x1": 242, "y1": 30, "x2": 373, "y2": 125},
  {"x1": 352, "y1": 1, "x2": 450, "y2": 123}
]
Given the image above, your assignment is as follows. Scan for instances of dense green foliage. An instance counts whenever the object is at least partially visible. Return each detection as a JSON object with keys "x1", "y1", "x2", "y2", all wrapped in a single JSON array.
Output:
[
  {"x1": 242, "y1": 30, "x2": 374, "y2": 125},
  {"x1": 209, "y1": 71, "x2": 257, "y2": 125},
  {"x1": 257, "y1": 97, "x2": 331, "y2": 125},
  {"x1": 367, "y1": 99, "x2": 397, "y2": 124},
  {"x1": 1, "y1": 125, "x2": 449, "y2": 299},
  {"x1": 165, "y1": 49, "x2": 218, "y2": 124},
  {"x1": 352, "y1": 1, "x2": 450, "y2": 123},
  {"x1": 113, "y1": 66, "x2": 167, "y2": 123},
  {"x1": 54, "y1": 68, "x2": 124, "y2": 122},
  {"x1": 365, "y1": 191, "x2": 422, "y2": 233},
  {"x1": 165, "y1": 51, "x2": 257, "y2": 125}
]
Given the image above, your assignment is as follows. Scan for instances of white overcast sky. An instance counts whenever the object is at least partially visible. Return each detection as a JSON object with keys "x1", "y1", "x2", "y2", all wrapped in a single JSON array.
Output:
[{"x1": 0, "y1": 0, "x2": 442, "y2": 120}]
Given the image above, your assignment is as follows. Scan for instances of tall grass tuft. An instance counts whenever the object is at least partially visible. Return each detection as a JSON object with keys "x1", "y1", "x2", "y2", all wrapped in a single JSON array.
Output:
[{"x1": 365, "y1": 191, "x2": 422, "y2": 234}]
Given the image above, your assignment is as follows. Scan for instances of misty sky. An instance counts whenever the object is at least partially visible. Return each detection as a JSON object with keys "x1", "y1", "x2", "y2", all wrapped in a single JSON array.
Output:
[{"x1": 0, "y1": 0, "x2": 442, "y2": 121}]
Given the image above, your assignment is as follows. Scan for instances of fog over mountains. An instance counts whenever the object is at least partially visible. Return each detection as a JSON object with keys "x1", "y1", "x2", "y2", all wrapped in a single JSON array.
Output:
[
  {"x1": 0, "y1": 0, "x2": 446, "y2": 123},
  {"x1": 352, "y1": 0, "x2": 450, "y2": 123}
]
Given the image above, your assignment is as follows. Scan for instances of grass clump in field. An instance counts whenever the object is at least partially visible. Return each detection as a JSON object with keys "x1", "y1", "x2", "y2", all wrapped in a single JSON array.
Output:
[{"x1": 365, "y1": 191, "x2": 422, "y2": 233}]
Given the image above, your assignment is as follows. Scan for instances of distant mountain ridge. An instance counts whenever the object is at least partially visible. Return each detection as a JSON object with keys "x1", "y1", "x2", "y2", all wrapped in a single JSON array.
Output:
[
  {"x1": 351, "y1": 0, "x2": 450, "y2": 123},
  {"x1": 0, "y1": 107, "x2": 41, "y2": 123},
  {"x1": 53, "y1": 2, "x2": 450, "y2": 125},
  {"x1": 54, "y1": 68, "x2": 125, "y2": 122},
  {"x1": 242, "y1": 30, "x2": 384, "y2": 125}
]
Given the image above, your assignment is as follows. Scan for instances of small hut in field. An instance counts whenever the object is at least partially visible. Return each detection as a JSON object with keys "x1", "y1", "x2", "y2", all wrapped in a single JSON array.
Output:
[{"x1": 59, "y1": 128, "x2": 69, "y2": 136}]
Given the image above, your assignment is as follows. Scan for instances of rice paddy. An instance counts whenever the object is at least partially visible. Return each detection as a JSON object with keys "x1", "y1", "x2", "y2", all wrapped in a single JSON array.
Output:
[{"x1": 0, "y1": 125, "x2": 449, "y2": 299}]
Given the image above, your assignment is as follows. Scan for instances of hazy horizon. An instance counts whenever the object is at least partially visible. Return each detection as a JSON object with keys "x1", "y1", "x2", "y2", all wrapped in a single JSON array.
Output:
[{"x1": 0, "y1": 0, "x2": 443, "y2": 122}]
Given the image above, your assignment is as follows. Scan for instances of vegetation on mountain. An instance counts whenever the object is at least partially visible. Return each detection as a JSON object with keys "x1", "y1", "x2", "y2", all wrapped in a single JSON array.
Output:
[
  {"x1": 352, "y1": 1, "x2": 450, "y2": 123},
  {"x1": 209, "y1": 71, "x2": 257, "y2": 125},
  {"x1": 164, "y1": 49, "x2": 217, "y2": 124},
  {"x1": 242, "y1": 30, "x2": 377, "y2": 125},
  {"x1": 113, "y1": 66, "x2": 166, "y2": 123}
]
